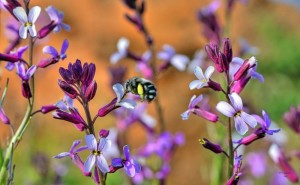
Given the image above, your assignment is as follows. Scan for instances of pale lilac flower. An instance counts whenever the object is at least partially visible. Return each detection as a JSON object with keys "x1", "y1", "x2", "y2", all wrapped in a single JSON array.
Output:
[
  {"x1": 13, "y1": 6, "x2": 41, "y2": 39},
  {"x1": 110, "y1": 37, "x2": 130, "y2": 64},
  {"x1": 114, "y1": 83, "x2": 136, "y2": 109},
  {"x1": 111, "y1": 145, "x2": 141, "y2": 177},
  {"x1": 216, "y1": 93, "x2": 257, "y2": 135},
  {"x1": 45, "y1": 6, "x2": 70, "y2": 33},
  {"x1": 270, "y1": 172, "x2": 289, "y2": 185},
  {"x1": 16, "y1": 62, "x2": 37, "y2": 81},
  {"x1": 84, "y1": 134, "x2": 110, "y2": 173},
  {"x1": 54, "y1": 140, "x2": 87, "y2": 159},
  {"x1": 182, "y1": 95, "x2": 218, "y2": 122},
  {"x1": 54, "y1": 140, "x2": 90, "y2": 176},
  {"x1": 103, "y1": 128, "x2": 120, "y2": 159},
  {"x1": 189, "y1": 66, "x2": 215, "y2": 90},
  {"x1": 98, "y1": 83, "x2": 136, "y2": 117},
  {"x1": 157, "y1": 44, "x2": 189, "y2": 71},
  {"x1": 136, "y1": 51, "x2": 153, "y2": 79}
]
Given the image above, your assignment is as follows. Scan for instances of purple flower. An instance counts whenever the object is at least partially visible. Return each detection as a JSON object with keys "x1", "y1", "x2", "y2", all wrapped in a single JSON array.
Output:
[
  {"x1": 45, "y1": 6, "x2": 70, "y2": 33},
  {"x1": 54, "y1": 140, "x2": 90, "y2": 176},
  {"x1": 254, "y1": 110, "x2": 280, "y2": 135},
  {"x1": 283, "y1": 105, "x2": 300, "y2": 134},
  {"x1": 16, "y1": 62, "x2": 37, "y2": 98},
  {"x1": 110, "y1": 37, "x2": 130, "y2": 64},
  {"x1": 118, "y1": 103, "x2": 156, "y2": 132},
  {"x1": 181, "y1": 95, "x2": 218, "y2": 122},
  {"x1": 269, "y1": 144, "x2": 299, "y2": 183},
  {"x1": 157, "y1": 45, "x2": 189, "y2": 71},
  {"x1": 111, "y1": 145, "x2": 141, "y2": 177},
  {"x1": 84, "y1": 134, "x2": 110, "y2": 173},
  {"x1": 2, "y1": 45, "x2": 28, "y2": 71},
  {"x1": 13, "y1": 6, "x2": 41, "y2": 39},
  {"x1": 216, "y1": 93, "x2": 257, "y2": 135},
  {"x1": 136, "y1": 51, "x2": 153, "y2": 79},
  {"x1": 246, "y1": 152, "x2": 266, "y2": 178},
  {"x1": 189, "y1": 66, "x2": 215, "y2": 89},
  {"x1": 38, "y1": 39, "x2": 69, "y2": 68}
]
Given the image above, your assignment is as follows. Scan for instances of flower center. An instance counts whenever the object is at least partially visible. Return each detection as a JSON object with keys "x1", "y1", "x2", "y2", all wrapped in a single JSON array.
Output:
[
  {"x1": 92, "y1": 150, "x2": 101, "y2": 156},
  {"x1": 234, "y1": 111, "x2": 241, "y2": 117},
  {"x1": 201, "y1": 79, "x2": 207, "y2": 83},
  {"x1": 25, "y1": 22, "x2": 33, "y2": 27}
]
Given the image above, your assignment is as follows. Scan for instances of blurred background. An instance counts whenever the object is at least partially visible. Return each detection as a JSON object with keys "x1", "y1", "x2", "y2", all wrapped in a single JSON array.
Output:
[{"x1": 1, "y1": 0, "x2": 300, "y2": 184}]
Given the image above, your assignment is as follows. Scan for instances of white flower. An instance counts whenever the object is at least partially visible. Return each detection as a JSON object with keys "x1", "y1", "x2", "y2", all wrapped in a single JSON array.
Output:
[
  {"x1": 110, "y1": 37, "x2": 129, "y2": 64},
  {"x1": 189, "y1": 66, "x2": 215, "y2": 90},
  {"x1": 13, "y1": 6, "x2": 41, "y2": 39}
]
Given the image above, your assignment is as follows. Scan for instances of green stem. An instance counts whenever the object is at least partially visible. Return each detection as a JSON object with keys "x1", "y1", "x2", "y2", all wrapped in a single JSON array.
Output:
[
  {"x1": 0, "y1": 21, "x2": 35, "y2": 182},
  {"x1": 227, "y1": 117, "x2": 233, "y2": 178},
  {"x1": 0, "y1": 104, "x2": 33, "y2": 183}
]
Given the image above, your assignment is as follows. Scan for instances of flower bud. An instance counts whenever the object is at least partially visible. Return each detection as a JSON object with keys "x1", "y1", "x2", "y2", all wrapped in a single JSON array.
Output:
[
  {"x1": 71, "y1": 59, "x2": 83, "y2": 81},
  {"x1": 41, "y1": 105, "x2": 58, "y2": 114},
  {"x1": 230, "y1": 76, "x2": 251, "y2": 94},
  {"x1": 218, "y1": 51, "x2": 228, "y2": 72},
  {"x1": 205, "y1": 43, "x2": 219, "y2": 65},
  {"x1": 22, "y1": 81, "x2": 32, "y2": 98},
  {"x1": 38, "y1": 57, "x2": 59, "y2": 68},
  {"x1": 0, "y1": 53, "x2": 21, "y2": 63},
  {"x1": 59, "y1": 68, "x2": 73, "y2": 84},
  {"x1": 222, "y1": 38, "x2": 232, "y2": 64},
  {"x1": 122, "y1": 0, "x2": 136, "y2": 9},
  {"x1": 58, "y1": 80, "x2": 78, "y2": 99},
  {"x1": 0, "y1": 107, "x2": 10, "y2": 125},
  {"x1": 98, "y1": 98, "x2": 118, "y2": 117},
  {"x1": 1, "y1": 0, "x2": 21, "y2": 21},
  {"x1": 199, "y1": 138, "x2": 224, "y2": 154},
  {"x1": 99, "y1": 129, "x2": 110, "y2": 138},
  {"x1": 84, "y1": 80, "x2": 97, "y2": 101}
]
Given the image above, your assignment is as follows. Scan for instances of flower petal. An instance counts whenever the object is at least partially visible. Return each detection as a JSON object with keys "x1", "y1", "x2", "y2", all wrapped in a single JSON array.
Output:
[
  {"x1": 112, "y1": 83, "x2": 124, "y2": 102},
  {"x1": 19, "y1": 25, "x2": 28, "y2": 39},
  {"x1": 181, "y1": 110, "x2": 191, "y2": 120},
  {"x1": 117, "y1": 37, "x2": 129, "y2": 52},
  {"x1": 84, "y1": 154, "x2": 96, "y2": 173},
  {"x1": 124, "y1": 160, "x2": 136, "y2": 177},
  {"x1": 98, "y1": 138, "x2": 111, "y2": 151},
  {"x1": 69, "y1": 140, "x2": 81, "y2": 153},
  {"x1": 118, "y1": 99, "x2": 136, "y2": 109},
  {"x1": 216, "y1": 101, "x2": 235, "y2": 117},
  {"x1": 43, "y1": 46, "x2": 59, "y2": 57},
  {"x1": 171, "y1": 54, "x2": 189, "y2": 71},
  {"x1": 28, "y1": 25, "x2": 37, "y2": 37},
  {"x1": 189, "y1": 80, "x2": 205, "y2": 90},
  {"x1": 28, "y1": 6, "x2": 41, "y2": 23},
  {"x1": 234, "y1": 116, "x2": 248, "y2": 135},
  {"x1": 85, "y1": 134, "x2": 97, "y2": 150},
  {"x1": 262, "y1": 110, "x2": 270, "y2": 127},
  {"x1": 96, "y1": 155, "x2": 110, "y2": 173},
  {"x1": 61, "y1": 39, "x2": 69, "y2": 54},
  {"x1": 54, "y1": 152, "x2": 70, "y2": 159},
  {"x1": 26, "y1": 65, "x2": 37, "y2": 79},
  {"x1": 112, "y1": 158, "x2": 123, "y2": 167},
  {"x1": 229, "y1": 93, "x2": 243, "y2": 111},
  {"x1": 241, "y1": 112, "x2": 257, "y2": 128},
  {"x1": 190, "y1": 94, "x2": 203, "y2": 108},
  {"x1": 110, "y1": 52, "x2": 124, "y2": 64},
  {"x1": 193, "y1": 66, "x2": 205, "y2": 80},
  {"x1": 204, "y1": 66, "x2": 215, "y2": 79},
  {"x1": 13, "y1": 7, "x2": 28, "y2": 23},
  {"x1": 123, "y1": 145, "x2": 130, "y2": 160}
]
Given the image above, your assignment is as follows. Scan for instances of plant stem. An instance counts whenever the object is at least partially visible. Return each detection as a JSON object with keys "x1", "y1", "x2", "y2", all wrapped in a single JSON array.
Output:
[
  {"x1": 134, "y1": 4, "x2": 166, "y2": 133},
  {"x1": 0, "y1": 25, "x2": 35, "y2": 182},
  {"x1": 227, "y1": 117, "x2": 233, "y2": 178}
]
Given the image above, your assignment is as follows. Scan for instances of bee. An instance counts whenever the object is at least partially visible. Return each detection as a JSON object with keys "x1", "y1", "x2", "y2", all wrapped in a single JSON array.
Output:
[{"x1": 124, "y1": 77, "x2": 157, "y2": 102}]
